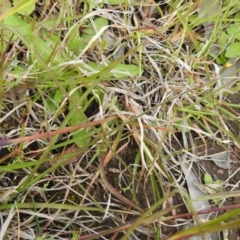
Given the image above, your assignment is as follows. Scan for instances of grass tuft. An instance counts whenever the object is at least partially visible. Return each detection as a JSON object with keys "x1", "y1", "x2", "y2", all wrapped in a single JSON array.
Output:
[{"x1": 1, "y1": 0, "x2": 240, "y2": 239}]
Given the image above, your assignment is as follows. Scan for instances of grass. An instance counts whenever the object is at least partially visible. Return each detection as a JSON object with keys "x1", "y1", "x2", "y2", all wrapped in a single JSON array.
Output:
[{"x1": 1, "y1": 0, "x2": 240, "y2": 239}]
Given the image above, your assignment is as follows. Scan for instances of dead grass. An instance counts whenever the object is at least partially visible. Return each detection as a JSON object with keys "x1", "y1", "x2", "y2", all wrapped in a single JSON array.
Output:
[{"x1": 1, "y1": 0, "x2": 240, "y2": 239}]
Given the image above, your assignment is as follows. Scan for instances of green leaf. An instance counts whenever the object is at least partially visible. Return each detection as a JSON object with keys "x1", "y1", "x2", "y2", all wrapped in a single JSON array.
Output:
[
  {"x1": 107, "y1": 0, "x2": 127, "y2": 4},
  {"x1": 13, "y1": 0, "x2": 35, "y2": 16},
  {"x1": 77, "y1": 17, "x2": 108, "y2": 51},
  {"x1": 204, "y1": 173, "x2": 213, "y2": 184},
  {"x1": 3, "y1": 14, "x2": 66, "y2": 65},
  {"x1": 225, "y1": 42, "x2": 240, "y2": 58},
  {"x1": 1, "y1": 13, "x2": 29, "y2": 51},
  {"x1": 4, "y1": 13, "x2": 30, "y2": 36},
  {"x1": 87, "y1": 62, "x2": 141, "y2": 78},
  {"x1": 234, "y1": 12, "x2": 240, "y2": 21},
  {"x1": 33, "y1": 28, "x2": 66, "y2": 65},
  {"x1": 67, "y1": 85, "x2": 89, "y2": 148},
  {"x1": 0, "y1": 0, "x2": 36, "y2": 20},
  {"x1": 218, "y1": 32, "x2": 229, "y2": 48},
  {"x1": 67, "y1": 24, "x2": 82, "y2": 52},
  {"x1": 53, "y1": 90, "x2": 64, "y2": 106},
  {"x1": 226, "y1": 24, "x2": 240, "y2": 41}
]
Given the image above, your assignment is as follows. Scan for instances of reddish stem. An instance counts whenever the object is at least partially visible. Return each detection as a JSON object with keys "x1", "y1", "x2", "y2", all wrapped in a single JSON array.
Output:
[
  {"x1": 0, "y1": 116, "x2": 116, "y2": 146},
  {"x1": 0, "y1": 136, "x2": 9, "y2": 146}
]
